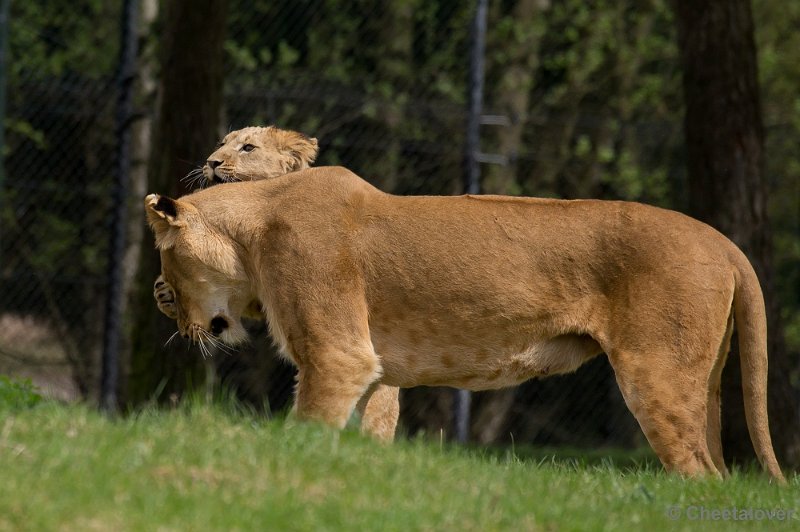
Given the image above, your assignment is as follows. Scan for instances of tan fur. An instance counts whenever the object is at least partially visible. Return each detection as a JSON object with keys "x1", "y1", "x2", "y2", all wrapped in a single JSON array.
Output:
[
  {"x1": 146, "y1": 167, "x2": 785, "y2": 482},
  {"x1": 154, "y1": 125, "x2": 318, "y2": 318},
  {"x1": 203, "y1": 126, "x2": 319, "y2": 185}
]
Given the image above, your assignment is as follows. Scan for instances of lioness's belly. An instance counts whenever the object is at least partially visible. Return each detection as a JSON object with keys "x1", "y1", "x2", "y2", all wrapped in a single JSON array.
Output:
[{"x1": 370, "y1": 323, "x2": 602, "y2": 390}]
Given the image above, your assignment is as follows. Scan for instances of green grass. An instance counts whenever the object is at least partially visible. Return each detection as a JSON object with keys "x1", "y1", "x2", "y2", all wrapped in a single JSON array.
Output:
[{"x1": 0, "y1": 400, "x2": 797, "y2": 531}]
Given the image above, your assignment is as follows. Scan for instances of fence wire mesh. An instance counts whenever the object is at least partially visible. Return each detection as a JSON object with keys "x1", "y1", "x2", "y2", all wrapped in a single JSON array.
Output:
[
  {"x1": 1, "y1": 0, "x2": 711, "y2": 451},
  {"x1": 1, "y1": 2, "x2": 122, "y2": 400}
]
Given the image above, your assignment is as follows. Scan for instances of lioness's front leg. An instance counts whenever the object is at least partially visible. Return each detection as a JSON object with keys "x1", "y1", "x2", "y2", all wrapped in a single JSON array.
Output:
[
  {"x1": 153, "y1": 274, "x2": 178, "y2": 319},
  {"x1": 293, "y1": 342, "x2": 382, "y2": 429}
]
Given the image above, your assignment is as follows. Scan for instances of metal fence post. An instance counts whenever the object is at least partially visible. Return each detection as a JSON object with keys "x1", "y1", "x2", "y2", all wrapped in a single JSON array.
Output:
[
  {"x1": 465, "y1": 0, "x2": 487, "y2": 197},
  {"x1": 0, "y1": 0, "x2": 9, "y2": 254},
  {"x1": 101, "y1": 0, "x2": 139, "y2": 412},
  {"x1": 455, "y1": 0, "x2": 488, "y2": 443}
]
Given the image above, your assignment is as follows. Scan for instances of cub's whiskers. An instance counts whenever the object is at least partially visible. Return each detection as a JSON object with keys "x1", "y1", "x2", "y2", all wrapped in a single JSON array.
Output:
[{"x1": 181, "y1": 167, "x2": 206, "y2": 189}]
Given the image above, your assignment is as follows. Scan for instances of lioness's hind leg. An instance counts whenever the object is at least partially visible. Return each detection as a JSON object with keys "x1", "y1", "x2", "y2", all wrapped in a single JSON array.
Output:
[
  {"x1": 356, "y1": 383, "x2": 399, "y2": 443},
  {"x1": 609, "y1": 349, "x2": 719, "y2": 478},
  {"x1": 707, "y1": 313, "x2": 734, "y2": 477}
]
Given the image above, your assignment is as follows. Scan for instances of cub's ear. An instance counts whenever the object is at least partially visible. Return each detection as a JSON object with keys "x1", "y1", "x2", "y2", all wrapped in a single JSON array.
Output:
[
  {"x1": 145, "y1": 194, "x2": 185, "y2": 249},
  {"x1": 280, "y1": 130, "x2": 319, "y2": 172}
]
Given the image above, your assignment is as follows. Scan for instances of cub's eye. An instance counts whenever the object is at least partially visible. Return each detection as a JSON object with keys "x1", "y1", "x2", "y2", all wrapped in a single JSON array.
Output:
[
  {"x1": 215, "y1": 141, "x2": 224, "y2": 148},
  {"x1": 241, "y1": 144, "x2": 255, "y2": 153}
]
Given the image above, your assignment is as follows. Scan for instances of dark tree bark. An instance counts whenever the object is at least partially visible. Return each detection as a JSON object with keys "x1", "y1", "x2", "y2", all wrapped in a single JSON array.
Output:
[
  {"x1": 118, "y1": 0, "x2": 157, "y2": 405},
  {"x1": 128, "y1": 0, "x2": 228, "y2": 404},
  {"x1": 673, "y1": 0, "x2": 800, "y2": 466}
]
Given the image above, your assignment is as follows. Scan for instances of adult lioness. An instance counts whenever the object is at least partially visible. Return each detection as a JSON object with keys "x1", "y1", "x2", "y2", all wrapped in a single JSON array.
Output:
[{"x1": 145, "y1": 166, "x2": 785, "y2": 482}]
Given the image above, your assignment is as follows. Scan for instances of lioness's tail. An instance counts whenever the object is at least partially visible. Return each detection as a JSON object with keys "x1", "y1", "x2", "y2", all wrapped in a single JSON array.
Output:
[{"x1": 732, "y1": 252, "x2": 785, "y2": 484}]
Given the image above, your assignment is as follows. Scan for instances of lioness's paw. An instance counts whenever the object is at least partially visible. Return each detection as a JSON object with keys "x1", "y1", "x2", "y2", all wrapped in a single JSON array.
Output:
[{"x1": 153, "y1": 275, "x2": 178, "y2": 319}]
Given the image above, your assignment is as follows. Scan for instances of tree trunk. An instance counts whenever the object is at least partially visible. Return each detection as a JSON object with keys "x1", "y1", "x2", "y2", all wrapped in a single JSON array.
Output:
[
  {"x1": 128, "y1": 0, "x2": 228, "y2": 404},
  {"x1": 673, "y1": 0, "x2": 800, "y2": 466},
  {"x1": 118, "y1": 0, "x2": 158, "y2": 404},
  {"x1": 482, "y1": 0, "x2": 545, "y2": 196}
]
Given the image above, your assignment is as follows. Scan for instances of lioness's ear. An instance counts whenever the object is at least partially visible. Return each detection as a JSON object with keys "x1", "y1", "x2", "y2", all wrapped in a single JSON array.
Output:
[
  {"x1": 145, "y1": 194, "x2": 180, "y2": 223},
  {"x1": 145, "y1": 194, "x2": 185, "y2": 249},
  {"x1": 281, "y1": 130, "x2": 319, "y2": 172}
]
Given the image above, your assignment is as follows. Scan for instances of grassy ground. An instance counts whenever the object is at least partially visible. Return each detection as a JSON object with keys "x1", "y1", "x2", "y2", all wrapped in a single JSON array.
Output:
[{"x1": 1, "y1": 398, "x2": 798, "y2": 531}]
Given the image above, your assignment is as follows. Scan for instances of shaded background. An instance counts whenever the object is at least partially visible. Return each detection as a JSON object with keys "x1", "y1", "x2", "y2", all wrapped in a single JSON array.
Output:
[{"x1": 0, "y1": 0, "x2": 797, "y2": 466}]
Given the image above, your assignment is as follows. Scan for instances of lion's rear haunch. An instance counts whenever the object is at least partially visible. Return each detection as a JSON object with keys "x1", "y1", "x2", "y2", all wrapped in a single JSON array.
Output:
[{"x1": 145, "y1": 166, "x2": 785, "y2": 483}]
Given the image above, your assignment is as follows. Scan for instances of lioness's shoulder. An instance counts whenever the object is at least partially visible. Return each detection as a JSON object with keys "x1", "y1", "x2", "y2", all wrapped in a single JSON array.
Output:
[{"x1": 280, "y1": 166, "x2": 380, "y2": 195}]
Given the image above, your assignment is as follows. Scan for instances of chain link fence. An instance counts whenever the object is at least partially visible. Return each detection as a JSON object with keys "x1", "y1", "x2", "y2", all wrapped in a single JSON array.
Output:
[
  {"x1": 0, "y1": 1, "x2": 122, "y2": 400},
  {"x1": 2, "y1": 0, "x2": 706, "y2": 452}
]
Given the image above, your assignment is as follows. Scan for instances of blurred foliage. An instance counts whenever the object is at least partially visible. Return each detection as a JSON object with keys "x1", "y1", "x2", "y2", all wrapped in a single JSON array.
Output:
[
  {"x1": 0, "y1": 375, "x2": 42, "y2": 410},
  {"x1": 9, "y1": 0, "x2": 118, "y2": 79},
  {"x1": 224, "y1": 0, "x2": 472, "y2": 195},
  {"x1": 1, "y1": 0, "x2": 120, "y2": 395},
  {"x1": 4, "y1": 0, "x2": 119, "y2": 282},
  {"x1": 222, "y1": 0, "x2": 684, "y2": 200},
  {"x1": 755, "y1": 1, "x2": 800, "y2": 362}
]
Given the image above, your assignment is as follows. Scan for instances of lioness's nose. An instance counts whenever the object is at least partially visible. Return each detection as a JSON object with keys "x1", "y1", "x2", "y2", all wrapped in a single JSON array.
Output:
[
  {"x1": 207, "y1": 159, "x2": 222, "y2": 169},
  {"x1": 210, "y1": 316, "x2": 229, "y2": 336}
]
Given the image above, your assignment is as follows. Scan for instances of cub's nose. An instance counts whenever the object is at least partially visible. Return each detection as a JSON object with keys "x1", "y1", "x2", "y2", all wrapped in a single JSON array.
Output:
[
  {"x1": 210, "y1": 316, "x2": 229, "y2": 336},
  {"x1": 207, "y1": 159, "x2": 222, "y2": 169}
]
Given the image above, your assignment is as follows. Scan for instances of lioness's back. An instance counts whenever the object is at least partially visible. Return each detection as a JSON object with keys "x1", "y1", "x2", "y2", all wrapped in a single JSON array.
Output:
[{"x1": 183, "y1": 165, "x2": 738, "y2": 284}]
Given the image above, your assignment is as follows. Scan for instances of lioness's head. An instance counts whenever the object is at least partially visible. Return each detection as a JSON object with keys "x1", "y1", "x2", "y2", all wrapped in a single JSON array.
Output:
[
  {"x1": 145, "y1": 193, "x2": 253, "y2": 347},
  {"x1": 201, "y1": 126, "x2": 318, "y2": 185}
]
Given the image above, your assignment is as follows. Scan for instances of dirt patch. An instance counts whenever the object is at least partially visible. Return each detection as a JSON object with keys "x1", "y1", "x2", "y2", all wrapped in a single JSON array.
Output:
[{"x1": 0, "y1": 313, "x2": 80, "y2": 402}]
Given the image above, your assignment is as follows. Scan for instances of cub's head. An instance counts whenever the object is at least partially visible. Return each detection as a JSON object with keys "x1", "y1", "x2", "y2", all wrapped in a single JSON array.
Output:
[
  {"x1": 145, "y1": 193, "x2": 255, "y2": 347},
  {"x1": 201, "y1": 126, "x2": 318, "y2": 186}
]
